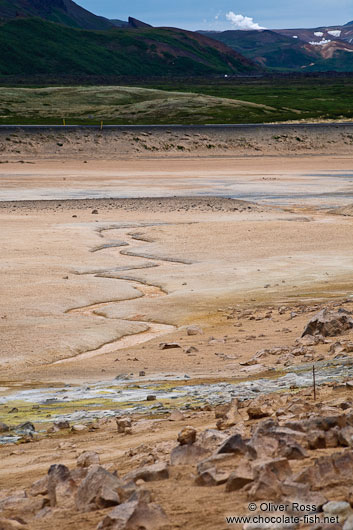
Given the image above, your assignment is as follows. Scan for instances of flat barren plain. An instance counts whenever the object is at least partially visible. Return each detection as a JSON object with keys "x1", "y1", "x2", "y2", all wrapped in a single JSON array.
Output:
[{"x1": 1, "y1": 124, "x2": 353, "y2": 530}]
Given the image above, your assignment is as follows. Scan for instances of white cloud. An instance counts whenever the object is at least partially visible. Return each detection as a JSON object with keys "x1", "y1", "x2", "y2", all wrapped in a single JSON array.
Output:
[
  {"x1": 226, "y1": 11, "x2": 265, "y2": 30},
  {"x1": 328, "y1": 29, "x2": 341, "y2": 37}
]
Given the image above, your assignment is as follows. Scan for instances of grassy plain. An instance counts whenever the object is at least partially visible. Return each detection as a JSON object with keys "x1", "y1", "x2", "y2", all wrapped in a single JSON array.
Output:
[{"x1": 1, "y1": 77, "x2": 353, "y2": 125}]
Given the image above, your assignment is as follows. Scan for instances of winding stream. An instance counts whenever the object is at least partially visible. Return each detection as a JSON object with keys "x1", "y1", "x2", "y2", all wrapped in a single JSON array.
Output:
[{"x1": 53, "y1": 223, "x2": 184, "y2": 364}]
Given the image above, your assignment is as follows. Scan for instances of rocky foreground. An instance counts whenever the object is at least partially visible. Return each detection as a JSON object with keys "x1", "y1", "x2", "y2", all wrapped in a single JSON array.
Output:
[{"x1": 1, "y1": 309, "x2": 353, "y2": 529}]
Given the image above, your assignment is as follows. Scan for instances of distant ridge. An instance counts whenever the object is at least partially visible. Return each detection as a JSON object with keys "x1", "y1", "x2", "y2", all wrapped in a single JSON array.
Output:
[
  {"x1": 0, "y1": 17, "x2": 259, "y2": 77},
  {"x1": 0, "y1": 0, "x2": 114, "y2": 29}
]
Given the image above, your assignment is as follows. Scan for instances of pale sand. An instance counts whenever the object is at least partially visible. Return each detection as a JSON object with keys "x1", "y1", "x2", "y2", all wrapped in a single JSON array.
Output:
[
  {"x1": 1, "y1": 156, "x2": 353, "y2": 205},
  {"x1": 1, "y1": 190, "x2": 353, "y2": 383},
  {"x1": 2, "y1": 134, "x2": 353, "y2": 529}
]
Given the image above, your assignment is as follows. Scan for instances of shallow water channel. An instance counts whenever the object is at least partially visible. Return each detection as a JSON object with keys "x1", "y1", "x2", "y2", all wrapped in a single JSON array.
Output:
[{"x1": 1, "y1": 357, "x2": 352, "y2": 444}]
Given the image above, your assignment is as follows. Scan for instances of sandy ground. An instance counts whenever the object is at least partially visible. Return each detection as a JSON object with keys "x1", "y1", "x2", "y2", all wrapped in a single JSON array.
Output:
[
  {"x1": 1, "y1": 128, "x2": 353, "y2": 529},
  {"x1": 1, "y1": 196, "x2": 353, "y2": 384}
]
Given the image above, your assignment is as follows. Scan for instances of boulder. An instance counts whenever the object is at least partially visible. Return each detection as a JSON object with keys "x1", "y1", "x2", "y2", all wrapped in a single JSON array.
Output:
[
  {"x1": 338, "y1": 426, "x2": 353, "y2": 447},
  {"x1": 295, "y1": 451, "x2": 353, "y2": 490},
  {"x1": 217, "y1": 433, "x2": 248, "y2": 455},
  {"x1": 47, "y1": 464, "x2": 72, "y2": 507},
  {"x1": 170, "y1": 444, "x2": 209, "y2": 466},
  {"x1": 77, "y1": 451, "x2": 100, "y2": 468},
  {"x1": 344, "y1": 515, "x2": 353, "y2": 530},
  {"x1": 53, "y1": 420, "x2": 70, "y2": 431},
  {"x1": 302, "y1": 308, "x2": 353, "y2": 337},
  {"x1": 247, "y1": 403, "x2": 272, "y2": 420},
  {"x1": 177, "y1": 426, "x2": 196, "y2": 445},
  {"x1": 159, "y1": 342, "x2": 181, "y2": 350},
  {"x1": 323, "y1": 501, "x2": 353, "y2": 523},
  {"x1": 16, "y1": 422, "x2": 35, "y2": 433},
  {"x1": 186, "y1": 325, "x2": 203, "y2": 336},
  {"x1": 307, "y1": 430, "x2": 326, "y2": 450},
  {"x1": 226, "y1": 461, "x2": 254, "y2": 492},
  {"x1": 168, "y1": 410, "x2": 184, "y2": 422},
  {"x1": 248, "y1": 458, "x2": 292, "y2": 501},
  {"x1": 71, "y1": 424, "x2": 89, "y2": 433},
  {"x1": 246, "y1": 435, "x2": 279, "y2": 460},
  {"x1": 30, "y1": 476, "x2": 49, "y2": 497},
  {"x1": 116, "y1": 417, "x2": 132, "y2": 434},
  {"x1": 195, "y1": 467, "x2": 230, "y2": 486},
  {"x1": 0, "y1": 519, "x2": 27, "y2": 530},
  {"x1": 215, "y1": 398, "x2": 244, "y2": 430},
  {"x1": 76, "y1": 465, "x2": 123, "y2": 512},
  {"x1": 123, "y1": 463, "x2": 169, "y2": 483},
  {"x1": 0, "y1": 423, "x2": 9, "y2": 433},
  {"x1": 97, "y1": 500, "x2": 168, "y2": 530},
  {"x1": 198, "y1": 429, "x2": 228, "y2": 451}
]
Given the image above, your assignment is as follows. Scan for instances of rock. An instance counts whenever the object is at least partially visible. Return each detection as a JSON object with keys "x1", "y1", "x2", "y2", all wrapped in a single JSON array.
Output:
[
  {"x1": 247, "y1": 402, "x2": 273, "y2": 420},
  {"x1": 307, "y1": 430, "x2": 326, "y2": 450},
  {"x1": 195, "y1": 467, "x2": 230, "y2": 486},
  {"x1": 159, "y1": 342, "x2": 181, "y2": 350},
  {"x1": 302, "y1": 308, "x2": 353, "y2": 337},
  {"x1": 177, "y1": 426, "x2": 196, "y2": 445},
  {"x1": 197, "y1": 453, "x2": 235, "y2": 474},
  {"x1": 338, "y1": 426, "x2": 353, "y2": 447},
  {"x1": 77, "y1": 451, "x2": 100, "y2": 468},
  {"x1": 186, "y1": 325, "x2": 203, "y2": 336},
  {"x1": 226, "y1": 461, "x2": 254, "y2": 492},
  {"x1": 146, "y1": 395, "x2": 156, "y2": 402},
  {"x1": 217, "y1": 433, "x2": 248, "y2": 455},
  {"x1": 76, "y1": 465, "x2": 123, "y2": 512},
  {"x1": 92, "y1": 209, "x2": 98, "y2": 214},
  {"x1": 169, "y1": 410, "x2": 184, "y2": 421},
  {"x1": 124, "y1": 463, "x2": 169, "y2": 483},
  {"x1": 248, "y1": 458, "x2": 292, "y2": 501},
  {"x1": 280, "y1": 441, "x2": 307, "y2": 460},
  {"x1": 185, "y1": 346, "x2": 199, "y2": 354},
  {"x1": 71, "y1": 424, "x2": 88, "y2": 433},
  {"x1": 30, "y1": 476, "x2": 49, "y2": 497},
  {"x1": 0, "y1": 492, "x2": 43, "y2": 514},
  {"x1": 323, "y1": 501, "x2": 353, "y2": 522},
  {"x1": 344, "y1": 515, "x2": 353, "y2": 530},
  {"x1": 116, "y1": 417, "x2": 132, "y2": 434},
  {"x1": 295, "y1": 451, "x2": 353, "y2": 490},
  {"x1": 170, "y1": 444, "x2": 209, "y2": 466},
  {"x1": 216, "y1": 398, "x2": 243, "y2": 430},
  {"x1": 297, "y1": 335, "x2": 322, "y2": 346},
  {"x1": 8, "y1": 408, "x2": 18, "y2": 414},
  {"x1": 0, "y1": 422, "x2": 9, "y2": 433},
  {"x1": 97, "y1": 500, "x2": 168, "y2": 530},
  {"x1": 247, "y1": 435, "x2": 279, "y2": 460},
  {"x1": 0, "y1": 519, "x2": 27, "y2": 530},
  {"x1": 198, "y1": 429, "x2": 228, "y2": 451},
  {"x1": 16, "y1": 422, "x2": 35, "y2": 432},
  {"x1": 304, "y1": 414, "x2": 347, "y2": 432},
  {"x1": 53, "y1": 420, "x2": 70, "y2": 431},
  {"x1": 46, "y1": 464, "x2": 78, "y2": 509}
]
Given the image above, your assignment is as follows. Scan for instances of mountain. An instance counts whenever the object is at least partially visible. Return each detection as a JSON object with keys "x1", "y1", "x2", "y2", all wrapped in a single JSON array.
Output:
[
  {"x1": 0, "y1": 0, "x2": 114, "y2": 29},
  {"x1": 0, "y1": 17, "x2": 259, "y2": 77},
  {"x1": 200, "y1": 30, "x2": 317, "y2": 70},
  {"x1": 201, "y1": 23, "x2": 353, "y2": 72}
]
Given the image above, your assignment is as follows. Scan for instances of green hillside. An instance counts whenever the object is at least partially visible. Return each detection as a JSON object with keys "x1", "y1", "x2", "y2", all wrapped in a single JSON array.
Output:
[{"x1": 0, "y1": 18, "x2": 258, "y2": 77}]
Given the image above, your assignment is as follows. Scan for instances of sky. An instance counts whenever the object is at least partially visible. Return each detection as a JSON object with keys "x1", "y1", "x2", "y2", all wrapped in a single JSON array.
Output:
[{"x1": 78, "y1": 0, "x2": 352, "y2": 30}]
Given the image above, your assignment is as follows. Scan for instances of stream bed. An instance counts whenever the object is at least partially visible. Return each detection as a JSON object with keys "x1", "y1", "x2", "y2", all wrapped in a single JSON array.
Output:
[{"x1": 1, "y1": 357, "x2": 352, "y2": 444}]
